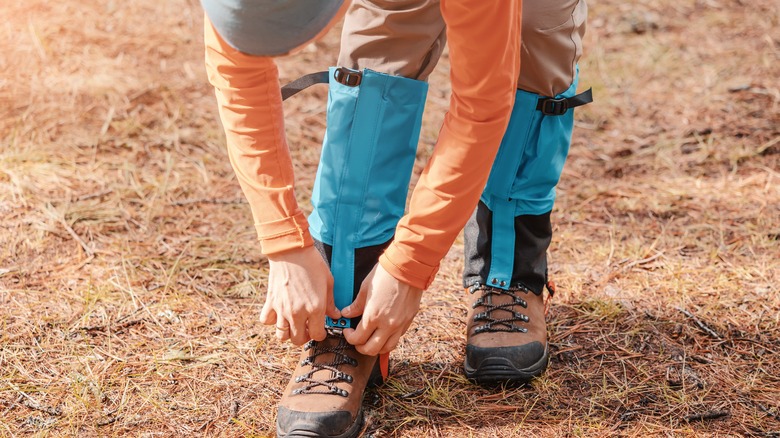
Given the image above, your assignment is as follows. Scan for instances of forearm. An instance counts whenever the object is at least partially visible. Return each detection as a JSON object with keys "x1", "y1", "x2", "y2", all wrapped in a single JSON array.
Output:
[
  {"x1": 204, "y1": 18, "x2": 313, "y2": 254},
  {"x1": 379, "y1": 0, "x2": 522, "y2": 289}
]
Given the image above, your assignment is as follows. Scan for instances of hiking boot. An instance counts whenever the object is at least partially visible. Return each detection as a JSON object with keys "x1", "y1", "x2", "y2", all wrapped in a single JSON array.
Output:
[
  {"x1": 463, "y1": 282, "x2": 552, "y2": 385},
  {"x1": 276, "y1": 328, "x2": 387, "y2": 438}
]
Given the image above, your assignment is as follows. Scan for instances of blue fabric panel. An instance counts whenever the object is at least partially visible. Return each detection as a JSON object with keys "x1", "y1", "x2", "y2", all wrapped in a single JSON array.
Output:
[
  {"x1": 485, "y1": 197, "x2": 518, "y2": 289},
  {"x1": 482, "y1": 72, "x2": 579, "y2": 216},
  {"x1": 201, "y1": 0, "x2": 344, "y2": 56},
  {"x1": 482, "y1": 71, "x2": 580, "y2": 289},
  {"x1": 309, "y1": 68, "x2": 427, "y2": 327}
]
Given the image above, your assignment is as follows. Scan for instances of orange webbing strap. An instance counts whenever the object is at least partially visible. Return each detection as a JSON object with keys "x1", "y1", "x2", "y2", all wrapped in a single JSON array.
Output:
[{"x1": 379, "y1": 352, "x2": 390, "y2": 380}]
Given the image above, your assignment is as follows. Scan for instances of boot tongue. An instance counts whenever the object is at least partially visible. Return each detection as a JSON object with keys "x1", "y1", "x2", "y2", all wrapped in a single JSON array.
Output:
[
  {"x1": 473, "y1": 286, "x2": 529, "y2": 334},
  {"x1": 310, "y1": 330, "x2": 352, "y2": 378},
  {"x1": 486, "y1": 289, "x2": 516, "y2": 321},
  {"x1": 296, "y1": 329, "x2": 357, "y2": 396}
]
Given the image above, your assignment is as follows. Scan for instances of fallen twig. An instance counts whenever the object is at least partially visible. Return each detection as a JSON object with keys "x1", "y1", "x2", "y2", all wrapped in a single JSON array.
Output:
[
  {"x1": 72, "y1": 189, "x2": 113, "y2": 202},
  {"x1": 676, "y1": 307, "x2": 722, "y2": 339},
  {"x1": 757, "y1": 404, "x2": 780, "y2": 422},
  {"x1": 169, "y1": 198, "x2": 246, "y2": 206},
  {"x1": 96, "y1": 414, "x2": 118, "y2": 426},
  {"x1": 1, "y1": 395, "x2": 24, "y2": 417},
  {"x1": 80, "y1": 318, "x2": 145, "y2": 334},
  {"x1": 683, "y1": 410, "x2": 729, "y2": 422},
  {"x1": 59, "y1": 218, "x2": 95, "y2": 257},
  {"x1": 20, "y1": 399, "x2": 62, "y2": 417},
  {"x1": 8, "y1": 383, "x2": 62, "y2": 417}
]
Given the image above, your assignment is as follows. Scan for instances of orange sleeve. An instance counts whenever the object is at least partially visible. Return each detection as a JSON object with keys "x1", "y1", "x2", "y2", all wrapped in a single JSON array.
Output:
[
  {"x1": 204, "y1": 18, "x2": 313, "y2": 255},
  {"x1": 379, "y1": 0, "x2": 522, "y2": 289}
]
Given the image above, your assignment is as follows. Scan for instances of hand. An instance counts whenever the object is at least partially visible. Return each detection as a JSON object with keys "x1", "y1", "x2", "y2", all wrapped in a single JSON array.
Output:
[
  {"x1": 342, "y1": 263, "x2": 423, "y2": 356},
  {"x1": 259, "y1": 246, "x2": 340, "y2": 345}
]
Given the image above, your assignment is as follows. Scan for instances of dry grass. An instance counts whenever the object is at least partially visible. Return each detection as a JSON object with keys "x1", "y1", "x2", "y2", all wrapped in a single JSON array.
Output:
[{"x1": 1, "y1": 0, "x2": 779, "y2": 436}]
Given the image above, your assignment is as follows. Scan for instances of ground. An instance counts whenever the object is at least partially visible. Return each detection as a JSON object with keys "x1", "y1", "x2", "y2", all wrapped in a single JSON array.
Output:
[{"x1": 1, "y1": 0, "x2": 778, "y2": 436}]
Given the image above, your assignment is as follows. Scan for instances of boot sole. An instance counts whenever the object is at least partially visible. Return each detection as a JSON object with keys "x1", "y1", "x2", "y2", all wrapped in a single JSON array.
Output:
[{"x1": 463, "y1": 344, "x2": 549, "y2": 385}]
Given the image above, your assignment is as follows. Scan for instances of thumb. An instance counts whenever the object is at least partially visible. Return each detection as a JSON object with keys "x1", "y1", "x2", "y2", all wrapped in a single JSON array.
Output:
[
  {"x1": 341, "y1": 283, "x2": 368, "y2": 318},
  {"x1": 325, "y1": 278, "x2": 341, "y2": 320}
]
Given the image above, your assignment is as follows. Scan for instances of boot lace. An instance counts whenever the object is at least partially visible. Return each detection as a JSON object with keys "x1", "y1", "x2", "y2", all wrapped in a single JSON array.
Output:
[
  {"x1": 292, "y1": 328, "x2": 357, "y2": 397},
  {"x1": 469, "y1": 283, "x2": 531, "y2": 334}
]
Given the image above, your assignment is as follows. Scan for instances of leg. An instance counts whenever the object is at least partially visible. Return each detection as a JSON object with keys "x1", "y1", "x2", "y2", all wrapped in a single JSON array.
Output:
[
  {"x1": 277, "y1": 2, "x2": 445, "y2": 436},
  {"x1": 463, "y1": 0, "x2": 589, "y2": 385},
  {"x1": 338, "y1": 0, "x2": 446, "y2": 80}
]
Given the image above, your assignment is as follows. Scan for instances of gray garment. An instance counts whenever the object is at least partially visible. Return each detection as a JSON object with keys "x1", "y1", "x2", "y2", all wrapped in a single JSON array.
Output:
[{"x1": 201, "y1": 0, "x2": 344, "y2": 56}]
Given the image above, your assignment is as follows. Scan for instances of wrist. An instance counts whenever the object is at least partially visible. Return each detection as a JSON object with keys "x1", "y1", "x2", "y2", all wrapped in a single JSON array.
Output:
[
  {"x1": 379, "y1": 247, "x2": 438, "y2": 290},
  {"x1": 266, "y1": 243, "x2": 317, "y2": 262}
]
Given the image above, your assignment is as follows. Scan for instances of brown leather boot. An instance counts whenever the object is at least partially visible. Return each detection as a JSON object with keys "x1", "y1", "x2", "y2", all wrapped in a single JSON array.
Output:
[
  {"x1": 463, "y1": 283, "x2": 552, "y2": 385},
  {"x1": 276, "y1": 328, "x2": 387, "y2": 438}
]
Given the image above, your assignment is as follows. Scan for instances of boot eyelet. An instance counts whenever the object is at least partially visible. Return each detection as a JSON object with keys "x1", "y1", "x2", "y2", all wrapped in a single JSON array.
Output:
[{"x1": 335, "y1": 372, "x2": 353, "y2": 383}]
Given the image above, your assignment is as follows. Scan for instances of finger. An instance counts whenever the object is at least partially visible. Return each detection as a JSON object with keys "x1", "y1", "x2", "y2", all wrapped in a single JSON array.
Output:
[
  {"x1": 275, "y1": 328, "x2": 290, "y2": 342},
  {"x1": 326, "y1": 301, "x2": 341, "y2": 320},
  {"x1": 275, "y1": 329, "x2": 290, "y2": 342},
  {"x1": 307, "y1": 279, "x2": 330, "y2": 342},
  {"x1": 342, "y1": 283, "x2": 368, "y2": 318},
  {"x1": 288, "y1": 315, "x2": 309, "y2": 346},
  {"x1": 355, "y1": 328, "x2": 389, "y2": 356},
  {"x1": 259, "y1": 299, "x2": 276, "y2": 325},
  {"x1": 378, "y1": 328, "x2": 405, "y2": 355},
  {"x1": 308, "y1": 312, "x2": 327, "y2": 342},
  {"x1": 325, "y1": 280, "x2": 341, "y2": 320},
  {"x1": 343, "y1": 315, "x2": 375, "y2": 347},
  {"x1": 275, "y1": 315, "x2": 291, "y2": 342}
]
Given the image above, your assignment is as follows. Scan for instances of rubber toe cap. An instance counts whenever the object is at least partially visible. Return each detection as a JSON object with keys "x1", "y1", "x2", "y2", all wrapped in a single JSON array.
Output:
[
  {"x1": 276, "y1": 406, "x2": 361, "y2": 438},
  {"x1": 465, "y1": 341, "x2": 546, "y2": 371}
]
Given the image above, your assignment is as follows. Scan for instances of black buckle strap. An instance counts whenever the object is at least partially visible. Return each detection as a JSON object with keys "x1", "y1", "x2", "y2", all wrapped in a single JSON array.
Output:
[
  {"x1": 332, "y1": 67, "x2": 362, "y2": 87},
  {"x1": 281, "y1": 68, "x2": 363, "y2": 101},
  {"x1": 536, "y1": 88, "x2": 593, "y2": 116},
  {"x1": 281, "y1": 71, "x2": 328, "y2": 101}
]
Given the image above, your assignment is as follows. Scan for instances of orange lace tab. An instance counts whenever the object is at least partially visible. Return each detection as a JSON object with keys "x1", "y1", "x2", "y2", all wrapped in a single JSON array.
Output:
[
  {"x1": 379, "y1": 352, "x2": 390, "y2": 380},
  {"x1": 544, "y1": 280, "x2": 557, "y2": 316}
]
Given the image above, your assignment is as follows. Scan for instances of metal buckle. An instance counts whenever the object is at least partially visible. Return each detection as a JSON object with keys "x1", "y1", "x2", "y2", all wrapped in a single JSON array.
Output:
[
  {"x1": 540, "y1": 97, "x2": 569, "y2": 116},
  {"x1": 333, "y1": 67, "x2": 362, "y2": 87}
]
